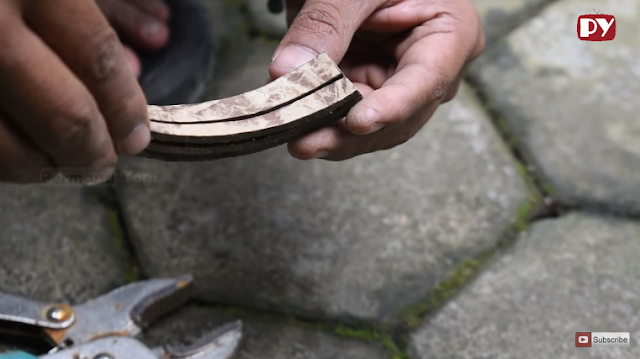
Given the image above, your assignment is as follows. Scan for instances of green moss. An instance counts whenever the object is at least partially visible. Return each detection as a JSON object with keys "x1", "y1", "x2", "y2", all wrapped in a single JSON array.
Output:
[
  {"x1": 494, "y1": 115, "x2": 519, "y2": 148},
  {"x1": 215, "y1": 305, "x2": 409, "y2": 359},
  {"x1": 105, "y1": 209, "x2": 139, "y2": 283},
  {"x1": 395, "y1": 181, "x2": 545, "y2": 331},
  {"x1": 513, "y1": 195, "x2": 542, "y2": 232},
  {"x1": 106, "y1": 210, "x2": 124, "y2": 249},
  {"x1": 334, "y1": 325, "x2": 379, "y2": 342},
  {"x1": 333, "y1": 324, "x2": 408, "y2": 359},
  {"x1": 397, "y1": 254, "x2": 492, "y2": 329}
]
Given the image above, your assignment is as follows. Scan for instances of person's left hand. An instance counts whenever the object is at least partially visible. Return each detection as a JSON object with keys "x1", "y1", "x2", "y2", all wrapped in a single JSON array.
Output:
[{"x1": 270, "y1": 0, "x2": 485, "y2": 161}]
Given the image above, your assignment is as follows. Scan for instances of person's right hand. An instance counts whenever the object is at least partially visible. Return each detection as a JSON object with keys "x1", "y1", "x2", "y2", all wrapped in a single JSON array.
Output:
[{"x1": 0, "y1": 0, "x2": 153, "y2": 184}]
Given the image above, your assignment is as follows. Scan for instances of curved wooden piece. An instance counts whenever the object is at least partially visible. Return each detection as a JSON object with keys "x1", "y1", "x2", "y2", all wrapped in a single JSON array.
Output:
[
  {"x1": 143, "y1": 90, "x2": 361, "y2": 161},
  {"x1": 147, "y1": 53, "x2": 342, "y2": 124},
  {"x1": 150, "y1": 78, "x2": 356, "y2": 144},
  {"x1": 141, "y1": 52, "x2": 362, "y2": 161}
]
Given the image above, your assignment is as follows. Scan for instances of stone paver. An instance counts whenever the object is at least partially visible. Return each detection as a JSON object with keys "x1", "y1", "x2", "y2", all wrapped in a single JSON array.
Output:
[
  {"x1": 0, "y1": 185, "x2": 129, "y2": 303},
  {"x1": 410, "y1": 212, "x2": 640, "y2": 359},
  {"x1": 142, "y1": 305, "x2": 387, "y2": 359},
  {"x1": 471, "y1": 0, "x2": 640, "y2": 214},
  {"x1": 472, "y1": 0, "x2": 553, "y2": 44},
  {"x1": 0, "y1": 185, "x2": 130, "y2": 351},
  {"x1": 117, "y1": 36, "x2": 532, "y2": 323}
]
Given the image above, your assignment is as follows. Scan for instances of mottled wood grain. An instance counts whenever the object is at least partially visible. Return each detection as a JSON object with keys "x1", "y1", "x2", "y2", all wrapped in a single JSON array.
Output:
[
  {"x1": 149, "y1": 78, "x2": 357, "y2": 144},
  {"x1": 147, "y1": 53, "x2": 341, "y2": 124},
  {"x1": 141, "y1": 52, "x2": 363, "y2": 161},
  {"x1": 140, "y1": 91, "x2": 362, "y2": 161}
]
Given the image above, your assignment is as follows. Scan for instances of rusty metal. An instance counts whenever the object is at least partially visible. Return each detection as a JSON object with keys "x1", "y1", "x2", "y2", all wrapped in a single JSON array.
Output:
[{"x1": 1, "y1": 276, "x2": 243, "y2": 359}]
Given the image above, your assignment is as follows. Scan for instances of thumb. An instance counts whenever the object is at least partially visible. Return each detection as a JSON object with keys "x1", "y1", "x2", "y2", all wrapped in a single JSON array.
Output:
[{"x1": 269, "y1": 0, "x2": 380, "y2": 79}]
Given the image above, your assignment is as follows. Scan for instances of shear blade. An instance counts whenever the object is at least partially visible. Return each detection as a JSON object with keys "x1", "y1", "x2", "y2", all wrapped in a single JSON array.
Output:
[
  {"x1": 162, "y1": 320, "x2": 243, "y2": 359},
  {"x1": 59, "y1": 275, "x2": 194, "y2": 347}
]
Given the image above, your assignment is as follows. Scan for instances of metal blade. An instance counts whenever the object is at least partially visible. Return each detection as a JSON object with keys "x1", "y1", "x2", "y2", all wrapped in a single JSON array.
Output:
[
  {"x1": 0, "y1": 292, "x2": 74, "y2": 330},
  {"x1": 58, "y1": 275, "x2": 193, "y2": 347},
  {"x1": 155, "y1": 320, "x2": 243, "y2": 359}
]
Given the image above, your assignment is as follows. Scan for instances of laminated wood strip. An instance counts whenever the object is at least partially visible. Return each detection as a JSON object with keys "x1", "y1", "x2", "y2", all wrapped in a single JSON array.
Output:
[
  {"x1": 147, "y1": 53, "x2": 342, "y2": 124},
  {"x1": 140, "y1": 89, "x2": 362, "y2": 161},
  {"x1": 149, "y1": 77, "x2": 357, "y2": 144},
  {"x1": 140, "y1": 53, "x2": 363, "y2": 161}
]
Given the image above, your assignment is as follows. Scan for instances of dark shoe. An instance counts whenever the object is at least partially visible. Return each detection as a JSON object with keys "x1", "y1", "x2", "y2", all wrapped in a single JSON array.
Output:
[{"x1": 137, "y1": 0, "x2": 217, "y2": 105}]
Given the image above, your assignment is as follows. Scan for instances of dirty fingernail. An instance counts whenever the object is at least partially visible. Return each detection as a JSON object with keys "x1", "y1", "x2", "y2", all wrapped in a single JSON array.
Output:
[
  {"x1": 312, "y1": 151, "x2": 329, "y2": 159},
  {"x1": 272, "y1": 46, "x2": 317, "y2": 72},
  {"x1": 118, "y1": 123, "x2": 150, "y2": 155},
  {"x1": 143, "y1": 20, "x2": 162, "y2": 38}
]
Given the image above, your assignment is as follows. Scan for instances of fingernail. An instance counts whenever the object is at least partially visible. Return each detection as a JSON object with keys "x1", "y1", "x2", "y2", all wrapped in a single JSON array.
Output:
[
  {"x1": 312, "y1": 151, "x2": 329, "y2": 159},
  {"x1": 143, "y1": 20, "x2": 162, "y2": 38},
  {"x1": 272, "y1": 46, "x2": 318, "y2": 72},
  {"x1": 118, "y1": 123, "x2": 150, "y2": 155},
  {"x1": 364, "y1": 122, "x2": 385, "y2": 135},
  {"x1": 125, "y1": 55, "x2": 140, "y2": 78},
  {"x1": 360, "y1": 108, "x2": 384, "y2": 134}
]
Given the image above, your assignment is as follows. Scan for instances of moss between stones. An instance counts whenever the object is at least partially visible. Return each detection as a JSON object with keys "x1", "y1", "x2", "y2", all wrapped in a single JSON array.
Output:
[
  {"x1": 494, "y1": 115, "x2": 519, "y2": 148},
  {"x1": 396, "y1": 253, "x2": 492, "y2": 330},
  {"x1": 106, "y1": 210, "x2": 123, "y2": 248},
  {"x1": 217, "y1": 305, "x2": 409, "y2": 359},
  {"x1": 514, "y1": 194, "x2": 542, "y2": 232},
  {"x1": 396, "y1": 190, "x2": 542, "y2": 332},
  {"x1": 333, "y1": 324, "x2": 408, "y2": 359},
  {"x1": 105, "y1": 209, "x2": 139, "y2": 283},
  {"x1": 193, "y1": 198, "x2": 544, "y2": 359},
  {"x1": 465, "y1": 74, "x2": 558, "y2": 198}
]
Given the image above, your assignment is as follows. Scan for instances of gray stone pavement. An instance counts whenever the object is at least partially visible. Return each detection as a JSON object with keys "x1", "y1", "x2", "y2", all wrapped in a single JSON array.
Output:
[
  {"x1": 473, "y1": 0, "x2": 554, "y2": 44},
  {"x1": 410, "y1": 212, "x2": 640, "y2": 359},
  {"x1": 470, "y1": 0, "x2": 640, "y2": 214},
  {"x1": 1, "y1": 0, "x2": 639, "y2": 358},
  {"x1": 141, "y1": 305, "x2": 388, "y2": 359},
  {"x1": 0, "y1": 185, "x2": 130, "y2": 303}
]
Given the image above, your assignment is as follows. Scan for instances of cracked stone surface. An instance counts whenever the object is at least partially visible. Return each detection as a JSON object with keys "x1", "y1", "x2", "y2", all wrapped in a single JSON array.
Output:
[
  {"x1": 472, "y1": 0, "x2": 553, "y2": 44},
  {"x1": 0, "y1": 185, "x2": 130, "y2": 352},
  {"x1": 471, "y1": 0, "x2": 640, "y2": 214},
  {"x1": 142, "y1": 305, "x2": 387, "y2": 359},
  {"x1": 117, "y1": 38, "x2": 531, "y2": 323},
  {"x1": 410, "y1": 212, "x2": 640, "y2": 359}
]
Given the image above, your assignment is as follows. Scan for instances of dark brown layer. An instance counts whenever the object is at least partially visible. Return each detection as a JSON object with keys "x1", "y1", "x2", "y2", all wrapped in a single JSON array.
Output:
[{"x1": 140, "y1": 91, "x2": 362, "y2": 161}]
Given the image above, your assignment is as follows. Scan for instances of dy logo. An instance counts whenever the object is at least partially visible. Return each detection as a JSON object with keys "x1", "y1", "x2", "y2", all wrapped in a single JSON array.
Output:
[{"x1": 577, "y1": 14, "x2": 616, "y2": 41}]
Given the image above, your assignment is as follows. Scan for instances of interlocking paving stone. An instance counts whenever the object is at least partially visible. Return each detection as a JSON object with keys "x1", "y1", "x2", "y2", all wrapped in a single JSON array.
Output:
[
  {"x1": 471, "y1": 0, "x2": 640, "y2": 214},
  {"x1": 0, "y1": 185, "x2": 130, "y2": 352},
  {"x1": 410, "y1": 212, "x2": 640, "y2": 359},
  {"x1": 142, "y1": 305, "x2": 387, "y2": 359},
  {"x1": 118, "y1": 34, "x2": 532, "y2": 322},
  {"x1": 472, "y1": 0, "x2": 553, "y2": 44}
]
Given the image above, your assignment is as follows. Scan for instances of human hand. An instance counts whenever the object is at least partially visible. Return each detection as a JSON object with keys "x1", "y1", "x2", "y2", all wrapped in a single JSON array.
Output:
[
  {"x1": 0, "y1": 0, "x2": 156, "y2": 183},
  {"x1": 96, "y1": 0, "x2": 171, "y2": 77},
  {"x1": 270, "y1": 0, "x2": 485, "y2": 160}
]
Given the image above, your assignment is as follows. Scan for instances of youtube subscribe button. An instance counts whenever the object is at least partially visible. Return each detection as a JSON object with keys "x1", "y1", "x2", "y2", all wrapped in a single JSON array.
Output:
[{"x1": 575, "y1": 332, "x2": 630, "y2": 347}]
